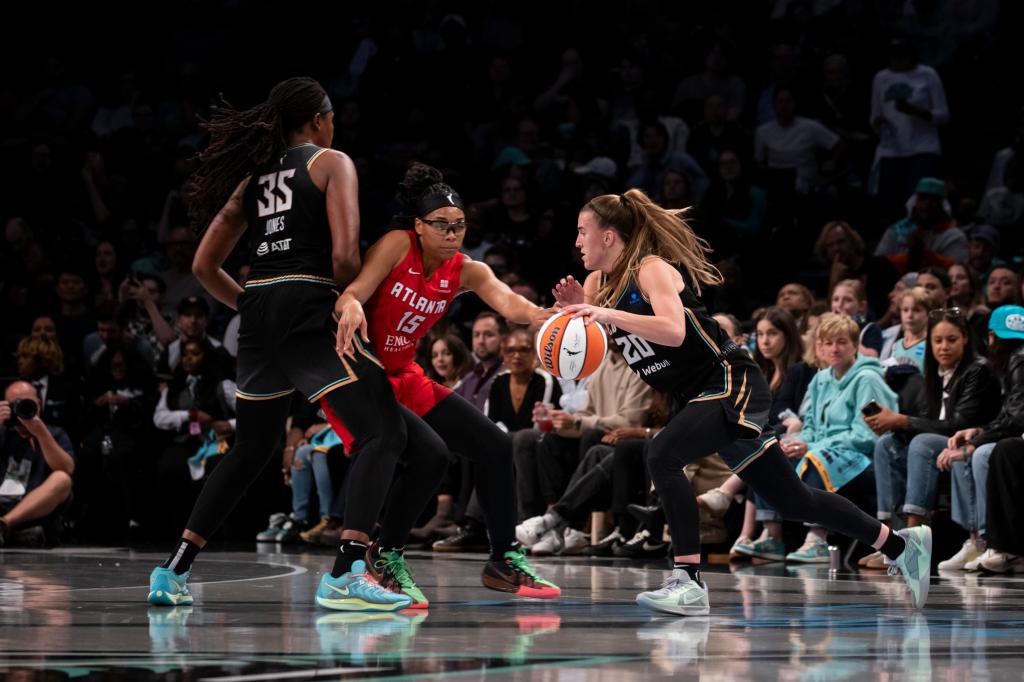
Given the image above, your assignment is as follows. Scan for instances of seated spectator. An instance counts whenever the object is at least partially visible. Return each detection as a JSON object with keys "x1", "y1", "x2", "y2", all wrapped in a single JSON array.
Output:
[
  {"x1": 776, "y1": 313, "x2": 897, "y2": 562},
  {"x1": 977, "y1": 158, "x2": 1024, "y2": 235},
  {"x1": 879, "y1": 287, "x2": 940, "y2": 373},
  {"x1": 712, "y1": 313, "x2": 747, "y2": 348},
  {"x1": 947, "y1": 263, "x2": 990, "y2": 352},
  {"x1": 75, "y1": 345, "x2": 157, "y2": 538},
  {"x1": 754, "y1": 84, "x2": 840, "y2": 196},
  {"x1": 984, "y1": 107, "x2": 1023, "y2": 192},
  {"x1": 0, "y1": 381, "x2": 75, "y2": 548},
  {"x1": 915, "y1": 266, "x2": 950, "y2": 308},
  {"x1": 984, "y1": 266, "x2": 1020, "y2": 310},
  {"x1": 90, "y1": 240, "x2": 124, "y2": 308},
  {"x1": 627, "y1": 120, "x2": 709, "y2": 202},
  {"x1": 831, "y1": 278, "x2": 882, "y2": 356},
  {"x1": 775, "y1": 283, "x2": 814, "y2": 322},
  {"x1": 153, "y1": 338, "x2": 237, "y2": 533},
  {"x1": 933, "y1": 306, "x2": 1024, "y2": 571},
  {"x1": 82, "y1": 300, "x2": 149, "y2": 370},
  {"x1": 875, "y1": 177, "x2": 967, "y2": 274},
  {"x1": 427, "y1": 334, "x2": 473, "y2": 388},
  {"x1": 659, "y1": 168, "x2": 695, "y2": 211},
  {"x1": 516, "y1": 392, "x2": 670, "y2": 556},
  {"x1": 703, "y1": 307, "x2": 804, "y2": 557},
  {"x1": 53, "y1": 262, "x2": 96, "y2": 376},
  {"x1": 813, "y1": 220, "x2": 898, "y2": 319},
  {"x1": 158, "y1": 295, "x2": 232, "y2": 378},
  {"x1": 671, "y1": 42, "x2": 747, "y2": 122},
  {"x1": 481, "y1": 175, "x2": 539, "y2": 256},
  {"x1": 981, "y1": 438, "x2": 1024, "y2": 572},
  {"x1": 699, "y1": 148, "x2": 768, "y2": 257},
  {"x1": 686, "y1": 94, "x2": 749, "y2": 175},
  {"x1": 14, "y1": 336, "x2": 79, "y2": 439},
  {"x1": 157, "y1": 225, "x2": 209, "y2": 318},
  {"x1": 118, "y1": 272, "x2": 176, "y2": 369},
  {"x1": 514, "y1": 338, "x2": 652, "y2": 521},
  {"x1": 967, "y1": 224, "x2": 1002, "y2": 277},
  {"x1": 859, "y1": 307, "x2": 1000, "y2": 568}
]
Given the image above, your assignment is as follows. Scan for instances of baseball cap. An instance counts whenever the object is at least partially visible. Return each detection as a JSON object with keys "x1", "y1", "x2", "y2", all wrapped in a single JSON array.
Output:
[
  {"x1": 969, "y1": 224, "x2": 1000, "y2": 251},
  {"x1": 177, "y1": 295, "x2": 210, "y2": 316},
  {"x1": 573, "y1": 156, "x2": 618, "y2": 179},
  {"x1": 989, "y1": 305, "x2": 1024, "y2": 340},
  {"x1": 491, "y1": 146, "x2": 531, "y2": 169},
  {"x1": 914, "y1": 177, "x2": 946, "y2": 199}
]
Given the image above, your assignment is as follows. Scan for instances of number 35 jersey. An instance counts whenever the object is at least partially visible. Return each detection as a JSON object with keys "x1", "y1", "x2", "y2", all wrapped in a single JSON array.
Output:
[
  {"x1": 242, "y1": 143, "x2": 335, "y2": 286},
  {"x1": 608, "y1": 263, "x2": 752, "y2": 400},
  {"x1": 364, "y1": 231, "x2": 465, "y2": 373}
]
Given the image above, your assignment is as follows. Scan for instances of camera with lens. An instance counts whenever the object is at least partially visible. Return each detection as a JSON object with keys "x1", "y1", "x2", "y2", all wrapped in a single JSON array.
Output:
[{"x1": 11, "y1": 399, "x2": 38, "y2": 420}]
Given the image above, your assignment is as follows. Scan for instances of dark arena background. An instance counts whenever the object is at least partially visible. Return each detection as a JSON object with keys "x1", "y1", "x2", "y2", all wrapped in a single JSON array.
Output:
[{"x1": 2, "y1": 1, "x2": 1024, "y2": 679}]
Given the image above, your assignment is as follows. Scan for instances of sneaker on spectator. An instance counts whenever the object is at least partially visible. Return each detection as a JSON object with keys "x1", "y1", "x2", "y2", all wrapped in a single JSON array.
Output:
[
  {"x1": 858, "y1": 550, "x2": 889, "y2": 570},
  {"x1": 963, "y1": 548, "x2": 996, "y2": 572},
  {"x1": 613, "y1": 529, "x2": 669, "y2": 559},
  {"x1": 10, "y1": 526, "x2": 45, "y2": 548},
  {"x1": 257, "y1": 513, "x2": 287, "y2": 542},
  {"x1": 516, "y1": 514, "x2": 562, "y2": 548},
  {"x1": 979, "y1": 551, "x2": 1024, "y2": 574},
  {"x1": 737, "y1": 530, "x2": 786, "y2": 562},
  {"x1": 587, "y1": 528, "x2": 625, "y2": 557},
  {"x1": 432, "y1": 524, "x2": 488, "y2": 553},
  {"x1": 696, "y1": 488, "x2": 732, "y2": 516},
  {"x1": 785, "y1": 535, "x2": 830, "y2": 563},
  {"x1": 560, "y1": 528, "x2": 590, "y2": 555},
  {"x1": 305, "y1": 519, "x2": 342, "y2": 547},
  {"x1": 277, "y1": 517, "x2": 306, "y2": 544},
  {"x1": 729, "y1": 535, "x2": 754, "y2": 560},
  {"x1": 937, "y1": 538, "x2": 984, "y2": 570},
  {"x1": 301, "y1": 516, "x2": 330, "y2": 543},
  {"x1": 530, "y1": 528, "x2": 564, "y2": 556}
]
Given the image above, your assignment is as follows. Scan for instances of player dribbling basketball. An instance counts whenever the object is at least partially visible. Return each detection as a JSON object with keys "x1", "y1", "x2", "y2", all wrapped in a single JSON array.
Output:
[{"x1": 554, "y1": 189, "x2": 932, "y2": 616}]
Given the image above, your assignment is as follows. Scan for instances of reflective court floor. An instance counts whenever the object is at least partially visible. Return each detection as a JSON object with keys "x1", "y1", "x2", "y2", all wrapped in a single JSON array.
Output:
[{"x1": 2, "y1": 548, "x2": 1023, "y2": 680}]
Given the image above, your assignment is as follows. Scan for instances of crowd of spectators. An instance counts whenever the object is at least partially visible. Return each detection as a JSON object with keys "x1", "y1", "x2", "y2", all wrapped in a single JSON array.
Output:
[{"x1": 1, "y1": 2, "x2": 1022, "y2": 573}]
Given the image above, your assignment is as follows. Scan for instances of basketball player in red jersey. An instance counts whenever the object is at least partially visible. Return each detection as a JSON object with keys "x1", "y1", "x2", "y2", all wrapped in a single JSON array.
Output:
[{"x1": 331, "y1": 163, "x2": 560, "y2": 607}]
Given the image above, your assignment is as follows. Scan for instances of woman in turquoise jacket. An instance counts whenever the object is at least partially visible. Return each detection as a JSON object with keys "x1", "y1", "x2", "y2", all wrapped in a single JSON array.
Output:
[{"x1": 781, "y1": 313, "x2": 898, "y2": 561}]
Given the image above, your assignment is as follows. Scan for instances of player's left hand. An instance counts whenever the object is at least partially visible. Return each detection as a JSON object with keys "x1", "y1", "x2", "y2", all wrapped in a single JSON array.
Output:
[
  {"x1": 552, "y1": 276, "x2": 584, "y2": 307},
  {"x1": 561, "y1": 303, "x2": 612, "y2": 325}
]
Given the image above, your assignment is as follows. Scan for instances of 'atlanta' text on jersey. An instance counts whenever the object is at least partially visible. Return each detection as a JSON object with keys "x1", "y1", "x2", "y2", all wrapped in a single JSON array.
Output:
[{"x1": 364, "y1": 231, "x2": 465, "y2": 373}]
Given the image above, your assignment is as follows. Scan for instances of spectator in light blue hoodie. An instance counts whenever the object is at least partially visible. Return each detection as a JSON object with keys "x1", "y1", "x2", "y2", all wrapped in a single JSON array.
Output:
[{"x1": 778, "y1": 313, "x2": 898, "y2": 562}]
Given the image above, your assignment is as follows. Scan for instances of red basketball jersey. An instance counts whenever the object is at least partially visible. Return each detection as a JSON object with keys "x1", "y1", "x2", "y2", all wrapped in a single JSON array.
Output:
[{"x1": 364, "y1": 231, "x2": 465, "y2": 372}]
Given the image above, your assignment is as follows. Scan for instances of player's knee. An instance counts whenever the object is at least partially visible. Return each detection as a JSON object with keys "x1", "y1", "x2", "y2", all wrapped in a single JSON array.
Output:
[{"x1": 644, "y1": 440, "x2": 675, "y2": 472}]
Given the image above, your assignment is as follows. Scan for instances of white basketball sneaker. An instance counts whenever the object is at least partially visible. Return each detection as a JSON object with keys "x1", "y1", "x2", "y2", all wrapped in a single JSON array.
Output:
[{"x1": 636, "y1": 570, "x2": 710, "y2": 616}]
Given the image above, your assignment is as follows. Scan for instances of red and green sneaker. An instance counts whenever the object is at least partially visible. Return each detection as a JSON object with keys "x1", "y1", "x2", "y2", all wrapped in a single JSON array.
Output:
[
  {"x1": 366, "y1": 543, "x2": 429, "y2": 609},
  {"x1": 482, "y1": 546, "x2": 561, "y2": 599}
]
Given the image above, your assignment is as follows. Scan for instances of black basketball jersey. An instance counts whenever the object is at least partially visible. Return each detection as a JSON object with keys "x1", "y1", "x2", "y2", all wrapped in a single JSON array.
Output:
[
  {"x1": 607, "y1": 263, "x2": 750, "y2": 398},
  {"x1": 242, "y1": 143, "x2": 334, "y2": 286}
]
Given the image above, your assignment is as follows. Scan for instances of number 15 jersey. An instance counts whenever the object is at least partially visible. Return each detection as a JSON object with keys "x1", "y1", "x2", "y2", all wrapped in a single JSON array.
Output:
[{"x1": 364, "y1": 231, "x2": 466, "y2": 373}]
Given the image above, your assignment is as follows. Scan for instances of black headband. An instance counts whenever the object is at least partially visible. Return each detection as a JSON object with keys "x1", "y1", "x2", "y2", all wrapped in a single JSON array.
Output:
[
  {"x1": 416, "y1": 190, "x2": 464, "y2": 217},
  {"x1": 318, "y1": 94, "x2": 333, "y2": 115}
]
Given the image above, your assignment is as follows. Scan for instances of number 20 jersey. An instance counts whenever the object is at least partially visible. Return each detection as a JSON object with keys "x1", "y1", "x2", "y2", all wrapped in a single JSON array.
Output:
[
  {"x1": 364, "y1": 231, "x2": 466, "y2": 373},
  {"x1": 607, "y1": 263, "x2": 751, "y2": 399}
]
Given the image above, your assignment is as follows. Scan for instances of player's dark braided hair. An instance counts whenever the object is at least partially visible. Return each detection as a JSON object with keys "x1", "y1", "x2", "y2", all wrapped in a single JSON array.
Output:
[
  {"x1": 187, "y1": 77, "x2": 328, "y2": 233},
  {"x1": 395, "y1": 162, "x2": 461, "y2": 227}
]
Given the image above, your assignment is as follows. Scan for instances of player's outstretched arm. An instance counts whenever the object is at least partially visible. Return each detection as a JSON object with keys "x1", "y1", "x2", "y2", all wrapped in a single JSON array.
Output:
[{"x1": 461, "y1": 259, "x2": 553, "y2": 329}]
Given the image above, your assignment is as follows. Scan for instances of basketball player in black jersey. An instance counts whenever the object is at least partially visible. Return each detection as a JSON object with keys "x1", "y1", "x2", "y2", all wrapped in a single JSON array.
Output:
[
  {"x1": 555, "y1": 189, "x2": 932, "y2": 616},
  {"x1": 148, "y1": 77, "x2": 411, "y2": 611}
]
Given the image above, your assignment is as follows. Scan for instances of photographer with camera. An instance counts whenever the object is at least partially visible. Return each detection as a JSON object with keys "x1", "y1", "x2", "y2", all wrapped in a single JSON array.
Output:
[{"x1": 0, "y1": 381, "x2": 75, "y2": 548}]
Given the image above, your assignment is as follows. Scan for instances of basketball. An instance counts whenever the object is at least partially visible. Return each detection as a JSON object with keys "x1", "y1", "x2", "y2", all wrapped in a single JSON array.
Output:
[{"x1": 535, "y1": 312, "x2": 608, "y2": 380}]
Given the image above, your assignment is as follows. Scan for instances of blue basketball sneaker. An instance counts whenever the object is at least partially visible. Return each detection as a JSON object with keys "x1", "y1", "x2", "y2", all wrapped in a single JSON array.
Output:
[
  {"x1": 148, "y1": 566, "x2": 194, "y2": 606},
  {"x1": 888, "y1": 526, "x2": 932, "y2": 609},
  {"x1": 314, "y1": 560, "x2": 413, "y2": 612}
]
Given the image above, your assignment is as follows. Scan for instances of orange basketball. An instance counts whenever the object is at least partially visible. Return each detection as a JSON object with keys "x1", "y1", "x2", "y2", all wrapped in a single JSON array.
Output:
[{"x1": 535, "y1": 312, "x2": 608, "y2": 380}]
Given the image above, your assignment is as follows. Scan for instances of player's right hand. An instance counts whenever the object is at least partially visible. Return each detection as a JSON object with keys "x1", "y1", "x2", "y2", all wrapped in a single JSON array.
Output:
[{"x1": 336, "y1": 297, "x2": 369, "y2": 358}]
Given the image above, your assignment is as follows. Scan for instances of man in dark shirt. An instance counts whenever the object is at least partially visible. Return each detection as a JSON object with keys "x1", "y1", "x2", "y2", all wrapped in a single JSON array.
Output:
[{"x1": 0, "y1": 381, "x2": 76, "y2": 547}]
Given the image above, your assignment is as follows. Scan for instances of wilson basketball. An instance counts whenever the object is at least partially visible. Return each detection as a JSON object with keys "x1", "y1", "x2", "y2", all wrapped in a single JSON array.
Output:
[{"x1": 535, "y1": 312, "x2": 608, "y2": 380}]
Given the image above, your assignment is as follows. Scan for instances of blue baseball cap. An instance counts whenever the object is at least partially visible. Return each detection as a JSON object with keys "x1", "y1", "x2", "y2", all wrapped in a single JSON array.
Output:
[{"x1": 989, "y1": 305, "x2": 1024, "y2": 339}]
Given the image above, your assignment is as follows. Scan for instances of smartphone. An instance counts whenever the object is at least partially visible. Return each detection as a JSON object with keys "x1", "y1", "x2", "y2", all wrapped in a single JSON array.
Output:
[{"x1": 861, "y1": 401, "x2": 882, "y2": 417}]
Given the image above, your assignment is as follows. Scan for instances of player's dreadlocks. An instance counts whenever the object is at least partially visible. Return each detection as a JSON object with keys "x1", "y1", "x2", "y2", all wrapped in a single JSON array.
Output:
[{"x1": 187, "y1": 77, "x2": 330, "y2": 233}]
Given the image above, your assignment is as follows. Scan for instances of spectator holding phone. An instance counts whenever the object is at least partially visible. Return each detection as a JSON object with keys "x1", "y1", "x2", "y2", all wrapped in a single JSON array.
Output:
[{"x1": 860, "y1": 307, "x2": 1000, "y2": 568}]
